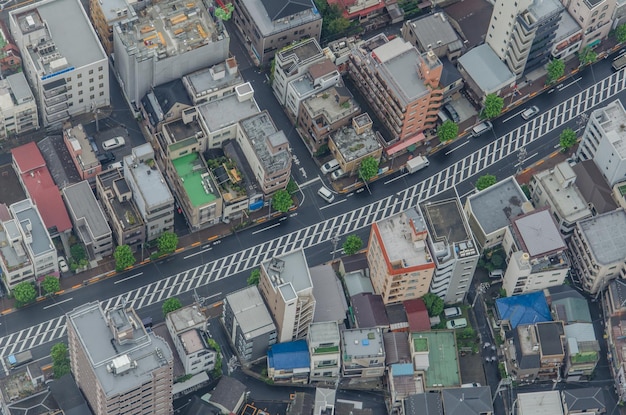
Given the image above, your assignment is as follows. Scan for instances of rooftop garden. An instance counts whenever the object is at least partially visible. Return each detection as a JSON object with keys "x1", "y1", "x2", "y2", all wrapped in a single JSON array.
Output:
[{"x1": 206, "y1": 156, "x2": 247, "y2": 202}]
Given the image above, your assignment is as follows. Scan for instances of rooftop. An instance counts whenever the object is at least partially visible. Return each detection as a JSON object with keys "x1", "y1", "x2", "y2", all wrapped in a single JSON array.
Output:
[
  {"x1": 166, "y1": 303, "x2": 206, "y2": 334},
  {"x1": 309, "y1": 264, "x2": 348, "y2": 323},
  {"x1": 308, "y1": 321, "x2": 340, "y2": 346},
  {"x1": 179, "y1": 329, "x2": 205, "y2": 354},
  {"x1": 97, "y1": 0, "x2": 134, "y2": 22},
  {"x1": 239, "y1": 111, "x2": 291, "y2": 176},
  {"x1": 412, "y1": 331, "x2": 461, "y2": 387},
  {"x1": 0, "y1": 72, "x2": 34, "y2": 112},
  {"x1": 62, "y1": 181, "x2": 111, "y2": 242},
  {"x1": 95, "y1": 169, "x2": 144, "y2": 233},
  {"x1": 10, "y1": 198, "x2": 55, "y2": 257},
  {"x1": 64, "y1": 124, "x2": 98, "y2": 170},
  {"x1": 384, "y1": 331, "x2": 411, "y2": 365},
  {"x1": 562, "y1": 387, "x2": 607, "y2": 413},
  {"x1": 351, "y1": 293, "x2": 389, "y2": 328},
  {"x1": 224, "y1": 286, "x2": 276, "y2": 339},
  {"x1": 458, "y1": 44, "x2": 516, "y2": 93},
  {"x1": 331, "y1": 114, "x2": 382, "y2": 163},
  {"x1": 301, "y1": 85, "x2": 359, "y2": 125},
  {"x1": 535, "y1": 321, "x2": 565, "y2": 356},
  {"x1": 197, "y1": 89, "x2": 260, "y2": 132},
  {"x1": 592, "y1": 99, "x2": 626, "y2": 160},
  {"x1": 183, "y1": 57, "x2": 243, "y2": 103},
  {"x1": 262, "y1": 249, "x2": 312, "y2": 295},
  {"x1": 0, "y1": 164, "x2": 26, "y2": 207},
  {"x1": 442, "y1": 386, "x2": 493, "y2": 415},
  {"x1": 404, "y1": 298, "x2": 431, "y2": 332},
  {"x1": 406, "y1": 12, "x2": 464, "y2": 53},
  {"x1": 343, "y1": 270, "x2": 374, "y2": 297},
  {"x1": 208, "y1": 376, "x2": 246, "y2": 414},
  {"x1": 573, "y1": 160, "x2": 618, "y2": 214},
  {"x1": 171, "y1": 152, "x2": 219, "y2": 207},
  {"x1": 267, "y1": 340, "x2": 310, "y2": 370},
  {"x1": 496, "y1": 291, "x2": 552, "y2": 328},
  {"x1": 342, "y1": 328, "x2": 384, "y2": 359},
  {"x1": 511, "y1": 208, "x2": 566, "y2": 257},
  {"x1": 467, "y1": 176, "x2": 529, "y2": 234},
  {"x1": 421, "y1": 198, "x2": 478, "y2": 261},
  {"x1": 532, "y1": 162, "x2": 591, "y2": 223},
  {"x1": 123, "y1": 143, "x2": 174, "y2": 209},
  {"x1": 404, "y1": 392, "x2": 442, "y2": 415},
  {"x1": 576, "y1": 209, "x2": 626, "y2": 265},
  {"x1": 549, "y1": 286, "x2": 592, "y2": 323},
  {"x1": 517, "y1": 391, "x2": 563, "y2": 415}
]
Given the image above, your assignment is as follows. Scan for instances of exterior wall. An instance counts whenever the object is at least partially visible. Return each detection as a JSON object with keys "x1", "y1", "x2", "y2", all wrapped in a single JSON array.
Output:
[
  {"x1": 562, "y1": 0, "x2": 616, "y2": 48},
  {"x1": 431, "y1": 253, "x2": 479, "y2": 304},
  {"x1": 284, "y1": 71, "x2": 341, "y2": 118},
  {"x1": 342, "y1": 355, "x2": 386, "y2": 378},
  {"x1": 63, "y1": 124, "x2": 102, "y2": 180},
  {"x1": 88, "y1": 0, "x2": 131, "y2": 55},
  {"x1": 296, "y1": 95, "x2": 359, "y2": 152},
  {"x1": 503, "y1": 251, "x2": 569, "y2": 296},
  {"x1": 0, "y1": 80, "x2": 38, "y2": 140}
]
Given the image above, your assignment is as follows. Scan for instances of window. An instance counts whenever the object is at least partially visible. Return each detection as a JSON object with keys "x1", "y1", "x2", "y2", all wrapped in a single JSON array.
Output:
[
  {"x1": 90, "y1": 86, "x2": 94, "y2": 91},
  {"x1": 78, "y1": 90, "x2": 83, "y2": 95},
  {"x1": 78, "y1": 82, "x2": 82, "y2": 87},
  {"x1": 89, "y1": 69, "x2": 94, "y2": 74},
  {"x1": 99, "y1": 74, "x2": 103, "y2": 80},
  {"x1": 99, "y1": 91, "x2": 104, "y2": 96},
  {"x1": 77, "y1": 73, "x2": 82, "y2": 78},
  {"x1": 90, "y1": 95, "x2": 95, "y2": 99},
  {"x1": 99, "y1": 83, "x2": 104, "y2": 88},
  {"x1": 79, "y1": 98, "x2": 83, "y2": 103}
]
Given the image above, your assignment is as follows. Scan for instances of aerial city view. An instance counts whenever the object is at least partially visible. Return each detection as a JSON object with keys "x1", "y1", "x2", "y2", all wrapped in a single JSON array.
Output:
[{"x1": 0, "y1": 0, "x2": 626, "y2": 413}]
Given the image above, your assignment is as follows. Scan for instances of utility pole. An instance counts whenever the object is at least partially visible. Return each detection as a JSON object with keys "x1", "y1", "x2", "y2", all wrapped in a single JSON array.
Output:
[
  {"x1": 331, "y1": 234, "x2": 340, "y2": 260},
  {"x1": 516, "y1": 147, "x2": 527, "y2": 175}
]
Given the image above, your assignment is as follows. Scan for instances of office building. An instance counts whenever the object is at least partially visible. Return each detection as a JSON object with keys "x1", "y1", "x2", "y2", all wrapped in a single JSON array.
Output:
[
  {"x1": 561, "y1": 0, "x2": 616, "y2": 49},
  {"x1": 0, "y1": 73, "x2": 38, "y2": 139}
]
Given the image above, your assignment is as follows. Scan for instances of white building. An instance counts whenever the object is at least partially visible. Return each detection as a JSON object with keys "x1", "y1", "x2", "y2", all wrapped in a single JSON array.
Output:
[
  {"x1": 0, "y1": 73, "x2": 38, "y2": 139},
  {"x1": 9, "y1": 0, "x2": 109, "y2": 128},
  {"x1": 516, "y1": 391, "x2": 564, "y2": 415},
  {"x1": 577, "y1": 99, "x2": 626, "y2": 187},
  {"x1": 308, "y1": 321, "x2": 341, "y2": 382}
]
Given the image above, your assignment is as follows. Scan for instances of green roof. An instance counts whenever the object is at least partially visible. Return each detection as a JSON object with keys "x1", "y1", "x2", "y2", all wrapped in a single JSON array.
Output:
[
  {"x1": 172, "y1": 153, "x2": 218, "y2": 207},
  {"x1": 413, "y1": 337, "x2": 429, "y2": 352},
  {"x1": 619, "y1": 184, "x2": 626, "y2": 196},
  {"x1": 413, "y1": 331, "x2": 460, "y2": 387},
  {"x1": 553, "y1": 297, "x2": 592, "y2": 323},
  {"x1": 314, "y1": 346, "x2": 339, "y2": 354},
  {"x1": 571, "y1": 351, "x2": 598, "y2": 363}
]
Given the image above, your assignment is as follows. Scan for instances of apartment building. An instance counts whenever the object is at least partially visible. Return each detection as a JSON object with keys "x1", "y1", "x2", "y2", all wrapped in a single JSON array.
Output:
[
  {"x1": 9, "y1": 0, "x2": 110, "y2": 128},
  {"x1": 62, "y1": 181, "x2": 113, "y2": 259},
  {"x1": 561, "y1": 0, "x2": 616, "y2": 49},
  {"x1": 367, "y1": 208, "x2": 436, "y2": 305},
  {"x1": 95, "y1": 168, "x2": 145, "y2": 252},
  {"x1": 420, "y1": 198, "x2": 480, "y2": 304},
  {"x1": 88, "y1": 0, "x2": 135, "y2": 55},
  {"x1": 222, "y1": 285, "x2": 277, "y2": 365},
  {"x1": 551, "y1": 12, "x2": 583, "y2": 60},
  {"x1": 123, "y1": 144, "x2": 174, "y2": 241},
  {"x1": 502, "y1": 208, "x2": 570, "y2": 296},
  {"x1": 141, "y1": 79, "x2": 193, "y2": 136},
  {"x1": 283, "y1": 58, "x2": 341, "y2": 120},
  {"x1": 0, "y1": 199, "x2": 57, "y2": 290},
  {"x1": 0, "y1": 73, "x2": 38, "y2": 139},
  {"x1": 63, "y1": 124, "x2": 101, "y2": 181},
  {"x1": 112, "y1": 0, "x2": 229, "y2": 105},
  {"x1": 231, "y1": 0, "x2": 322, "y2": 66},
  {"x1": 329, "y1": 113, "x2": 383, "y2": 175},
  {"x1": 67, "y1": 302, "x2": 173, "y2": 415},
  {"x1": 563, "y1": 323, "x2": 600, "y2": 380},
  {"x1": 486, "y1": 0, "x2": 564, "y2": 78},
  {"x1": 348, "y1": 35, "x2": 443, "y2": 146},
  {"x1": 529, "y1": 162, "x2": 592, "y2": 237},
  {"x1": 341, "y1": 328, "x2": 385, "y2": 378},
  {"x1": 569, "y1": 209, "x2": 626, "y2": 295},
  {"x1": 308, "y1": 321, "x2": 341, "y2": 382},
  {"x1": 401, "y1": 12, "x2": 465, "y2": 61},
  {"x1": 577, "y1": 99, "x2": 626, "y2": 187},
  {"x1": 604, "y1": 279, "x2": 626, "y2": 402},
  {"x1": 182, "y1": 57, "x2": 244, "y2": 105}
]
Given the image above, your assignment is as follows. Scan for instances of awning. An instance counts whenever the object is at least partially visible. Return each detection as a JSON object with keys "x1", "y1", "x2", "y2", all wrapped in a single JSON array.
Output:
[{"x1": 385, "y1": 133, "x2": 425, "y2": 156}]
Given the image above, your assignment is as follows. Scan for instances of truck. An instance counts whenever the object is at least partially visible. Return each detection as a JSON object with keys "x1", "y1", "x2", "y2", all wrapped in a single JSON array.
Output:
[
  {"x1": 405, "y1": 155, "x2": 430, "y2": 174},
  {"x1": 6, "y1": 351, "x2": 33, "y2": 368},
  {"x1": 612, "y1": 54, "x2": 626, "y2": 71}
]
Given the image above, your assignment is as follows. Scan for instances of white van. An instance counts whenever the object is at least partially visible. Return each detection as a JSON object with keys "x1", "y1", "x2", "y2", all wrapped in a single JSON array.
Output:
[
  {"x1": 321, "y1": 159, "x2": 340, "y2": 174},
  {"x1": 471, "y1": 121, "x2": 493, "y2": 137},
  {"x1": 317, "y1": 186, "x2": 335, "y2": 203},
  {"x1": 444, "y1": 307, "x2": 462, "y2": 318}
]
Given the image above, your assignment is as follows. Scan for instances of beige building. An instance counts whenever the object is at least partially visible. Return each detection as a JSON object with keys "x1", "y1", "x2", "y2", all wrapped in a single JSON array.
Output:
[
  {"x1": 88, "y1": 0, "x2": 134, "y2": 55},
  {"x1": 258, "y1": 249, "x2": 315, "y2": 343},
  {"x1": 67, "y1": 302, "x2": 173, "y2": 415},
  {"x1": 367, "y1": 208, "x2": 436, "y2": 305},
  {"x1": 561, "y1": 0, "x2": 616, "y2": 49},
  {"x1": 63, "y1": 124, "x2": 101, "y2": 181},
  {"x1": 328, "y1": 113, "x2": 383, "y2": 176},
  {"x1": 0, "y1": 73, "x2": 38, "y2": 140},
  {"x1": 308, "y1": 322, "x2": 341, "y2": 382},
  {"x1": 182, "y1": 57, "x2": 244, "y2": 105},
  {"x1": 341, "y1": 328, "x2": 385, "y2": 378}
]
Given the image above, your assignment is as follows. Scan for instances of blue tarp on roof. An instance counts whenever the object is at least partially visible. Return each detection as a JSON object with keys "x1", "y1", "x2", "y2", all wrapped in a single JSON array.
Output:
[
  {"x1": 391, "y1": 363, "x2": 414, "y2": 377},
  {"x1": 268, "y1": 340, "x2": 310, "y2": 370},
  {"x1": 496, "y1": 291, "x2": 552, "y2": 329}
]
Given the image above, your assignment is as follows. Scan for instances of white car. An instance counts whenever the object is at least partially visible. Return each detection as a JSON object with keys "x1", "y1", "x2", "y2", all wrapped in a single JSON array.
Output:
[
  {"x1": 330, "y1": 168, "x2": 345, "y2": 181},
  {"x1": 321, "y1": 159, "x2": 340, "y2": 174},
  {"x1": 446, "y1": 318, "x2": 468, "y2": 330},
  {"x1": 58, "y1": 256, "x2": 69, "y2": 273},
  {"x1": 521, "y1": 106, "x2": 539, "y2": 120},
  {"x1": 102, "y1": 136, "x2": 126, "y2": 151}
]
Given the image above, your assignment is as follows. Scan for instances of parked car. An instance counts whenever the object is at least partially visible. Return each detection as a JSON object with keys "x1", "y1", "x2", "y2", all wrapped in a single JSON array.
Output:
[
  {"x1": 444, "y1": 307, "x2": 462, "y2": 318},
  {"x1": 446, "y1": 318, "x2": 468, "y2": 329},
  {"x1": 321, "y1": 159, "x2": 340, "y2": 174},
  {"x1": 97, "y1": 151, "x2": 116, "y2": 164},
  {"x1": 330, "y1": 168, "x2": 345, "y2": 181},
  {"x1": 317, "y1": 186, "x2": 335, "y2": 203},
  {"x1": 444, "y1": 103, "x2": 460, "y2": 123},
  {"x1": 489, "y1": 269, "x2": 504, "y2": 279},
  {"x1": 58, "y1": 256, "x2": 69, "y2": 273},
  {"x1": 102, "y1": 136, "x2": 126, "y2": 150},
  {"x1": 521, "y1": 106, "x2": 539, "y2": 120}
]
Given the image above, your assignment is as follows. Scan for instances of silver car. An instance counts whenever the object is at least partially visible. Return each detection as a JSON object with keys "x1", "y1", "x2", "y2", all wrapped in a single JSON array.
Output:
[{"x1": 521, "y1": 106, "x2": 539, "y2": 120}]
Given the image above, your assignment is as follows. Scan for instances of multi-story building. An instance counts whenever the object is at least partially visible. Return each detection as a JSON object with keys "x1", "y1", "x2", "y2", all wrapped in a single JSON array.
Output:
[
  {"x1": 529, "y1": 162, "x2": 592, "y2": 237},
  {"x1": 401, "y1": 12, "x2": 465, "y2": 61},
  {"x1": 140, "y1": 79, "x2": 193, "y2": 137},
  {"x1": 348, "y1": 35, "x2": 443, "y2": 148},
  {"x1": 420, "y1": 198, "x2": 480, "y2": 304},
  {"x1": 614, "y1": 0, "x2": 626, "y2": 29},
  {"x1": 604, "y1": 279, "x2": 626, "y2": 402},
  {"x1": 328, "y1": 113, "x2": 383, "y2": 176},
  {"x1": 112, "y1": 0, "x2": 229, "y2": 105},
  {"x1": 237, "y1": 111, "x2": 291, "y2": 196},
  {"x1": 165, "y1": 304, "x2": 216, "y2": 375},
  {"x1": 577, "y1": 99, "x2": 626, "y2": 187},
  {"x1": 88, "y1": 0, "x2": 134, "y2": 55},
  {"x1": 561, "y1": 0, "x2": 616, "y2": 49},
  {"x1": 66, "y1": 302, "x2": 174, "y2": 415},
  {"x1": 569, "y1": 209, "x2": 626, "y2": 295},
  {"x1": 341, "y1": 328, "x2": 386, "y2": 378},
  {"x1": 62, "y1": 181, "x2": 113, "y2": 260},
  {"x1": 0, "y1": 199, "x2": 57, "y2": 290},
  {"x1": 259, "y1": 249, "x2": 315, "y2": 343},
  {"x1": 457, "y1": 44, "x2": 516, "y2": 104},
  {"x1": 563, "y1": 323, "x2": 600, "y2": 380},
  {"x1": 551, "y1": 12, "x2": 583, "y2": 60},
  {"x1": 326, "y1": 0, "x2": 393, "y2": 28},
  {"x1": 486, "y1": 0, "x2": 564, "y2": 78},
  {"x1": 9, "y1": 0, "x2": 110, "y2": 128},
  {"x1": 182, "y1": 57, "x2": 244, "y2": 106},
  {"x1": 283, "y1": 58, "x2": 341, "y2": 120},
  {"x1": 232, "y1": 0, "x2": 322, "y2": 66},
  {"x1": 0, "y1": 73, "x2": 38, "y2": 139},
  {"x1": 308, "y1": 321, "x2": 341, "y2": 382},
  {"x1": 123, "y1": 144, "x2": 174, "y2": 241},
  {"x1": 367, "y1": 208, "x2": 436, "y2": 305},
  {"x1": 222, "y1": 285, "x2": 277, "y2": 365},
  {"x1": 63, "y1": 124, "x2": 101, "y2": 181},
  {"x1": 95, "y1": 168, "x2": 146, "y2": 252},
  {"x1": 502, "y1": 208, "x2": 570, "y2": 296}
]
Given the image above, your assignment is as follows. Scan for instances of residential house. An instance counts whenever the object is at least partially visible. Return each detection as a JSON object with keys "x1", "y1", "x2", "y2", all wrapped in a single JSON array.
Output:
[
  {"x1": 401, "y1": 12, "x2": 465, "y2": 61},
  {"x1": 441, "y1": 386, "x2": 494, "y2": 415},
  {"x1": 267, "y1": 340, "x2": 310, "y2": 384},
  {"x1": 182, "y1": 57, "x2": 244, "y2": 106},
  {"x1": 341, "y1": 328, "x2": 385, "y2": 378},
  {"x1": 572, "y1": 159, "x2": 618, "y2": 215},
  {"x1": 141, "y1": 79, "x2": 193, "y2": 136},
  {"x1": 563, "y1": 323, "x2": 600, "y2": 381},
  {"x1": 457, "y1": 44, "x2": 515, "y2": 104},
  {"x1": 205, "y1": 376, "x2": 247, "y2": 415},
  {"x1": 387, "y1": 363, "x2": 423, "y2": 412},
  {"x1": 308, "y1": 321, "x2": 341, "y2": 382},
  {"x1": 63, "y1": 124, "x2": 101, "y2": 181},
  {"x1": 403, "y1": 392, "x2": 443, "y2": 415},
  {"x1": 351, "y1": 293, "x2": 389, "y2": 329},
  {"x1": 309, "y1": 264, "x2": 348, "y2": 324},
  {"x1": 517, "y1": 391, "x2": 564, "y2": 415},
  {"x1": 562, "y1": 387, "x2": 608, "y2": 414}
]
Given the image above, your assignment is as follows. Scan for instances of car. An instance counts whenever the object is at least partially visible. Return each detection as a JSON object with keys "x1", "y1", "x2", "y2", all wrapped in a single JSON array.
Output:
[
  {"x1": 521, "y1": 106, "x2": 540, "y2": 120},
  {"x1": 58, "y1": 256, "x2": 69, "y2": 273},
  {"x1": 471, "y1": 121, "x2": 493, "y2": 137},
  {"x1": 330, "y1": 168, "x2": 345, "y2": 181},
  {"x1": 446, "y1": 318, "x2": 468, "y2": 329},
  {"x1": 102, "y1": 136, "x2": 126, "y2": 151},
  {"x1": 443, "y1": 103, "x2": 460, "y2": 123},
  {"x1": 108, "y1": 161, "x2": 123, "y2": 170},
  {"x1": 461, "y1": 382, "x2": 482, "y2": 388},
  {"x1": 321, "y1": 159, "x2": 340, "y2": 174},
  {"x1": 317, "y1": 186, "x2": 335, "y2": 203},
  {"x1": 489, "y1": 269, "x2": 504, "y2": 279},
  {"x1": 444, "y1": 307, "x2": 462, "y2": 318},
  {"x1": 97, "y1": 151, "x2": 116, "y2": 164},
  {"x1": 88, "y1": 136, "x2": 99, "y2": 154}
]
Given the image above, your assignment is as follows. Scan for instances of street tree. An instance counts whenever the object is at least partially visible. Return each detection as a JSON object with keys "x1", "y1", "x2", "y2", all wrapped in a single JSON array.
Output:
[
  {"x1": 14, "y1": 281, "x2": 36, "y2": 306},
  {"x1": 50, "y1": 343, "x2": 70, "y2": 379},
  {"x1": 616, "y1": 23, "x2": 626, "y2": 43},
  {"x1": 546, "y1": 59, "x2": 565, "y2": 84},
  {"x1": 578, "y1": 46, "x2": 597, "y2": 66},
  {"x1": 157, "y1": 231, "x2": 179, "y2": 254},
  {"x1": 482, "y1": 94, "x2": 504, "y2": 119},
  {"x1": 422, "y1": 293, "x2": 444, "y2": 317},
  {"x1": 271, "y1": 189, "x2": 293, "y2": 213},
  {"x1": 247, "y1": 268, "x2": 260, "y2": 286},
  {"x1": 437, "y1": 120, "x2": 458, "y2": 143},
  {"x1": 41, "y1": 276, "x2": 60, "y2": 296},
  {"x1": 162, "y1": 297, "x2": 182, "y2": 316},
  {"x1": 358, "y1": 156, "x2": 379, "y2": 182},
  {"x1": 476, "y1": 174, "x2": 497, "y2": 191},
  {"x1": 343, "y1": 235, "x2": 363, "y2": 256},
  {"x1": 286, "y1": 179, "x2": 298, "y2": 194},
  {"x1": 114, "y1": 244, "x2": 136, "y2": 271},
  {"x1": 559, "y1": 128, "x2": 577, "y2": 151}
]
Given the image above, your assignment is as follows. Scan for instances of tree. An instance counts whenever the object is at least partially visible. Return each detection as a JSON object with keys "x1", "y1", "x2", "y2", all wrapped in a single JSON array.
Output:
[
  {"x1": 50, "y1": 343, "x2": 70, "y2": 379},
  {"x1": 271, "y1": 189, "x2": 293, "y2": 213},
  {"x1": 546, "y1": 59, "x2": 565, "y2": 84},
  {"x1": 422, "y1": 293, "x2": 444, "y2": 317},
  {"x1": 70, "y1": 244, "x2": 86, "y2": 262},
  {"x1": 157, "y1": 231, "x2": 179, "y2": 254},
  {"x1": 13, "y1": 281, "x2": 36, "y2": 306},
  {"x1": 41, "y1": 276, "x2": 60, "y2": 296},
  {"x1": 286, "y1": 179, "x2": 298, "y2": 195},
  {"x1": 162, "y1": 297, "x2": 182, "y2": 316},
  {"x1": 476, "y1": 174, "x2": 497, "y2": 191},
  {"x1": 247, "y1": 268, "x2": 260, "y2": 285},
  {"x1": 616, "y1": 23, "x2": 626, "y2": 43},
  {"x1": 358, "y1": 156, "x2": 379, "y2": 182},
  {"x1": 482, "y1": 94, "x2": 504, "y2": 119},
  {"x1": 578, "y1": 46, "x2": 597, "y2": 66},
  {"x1": 206, "y1": 338, "x2": 223, "y2": 378},
  {"x1": 343, "y1": 235, "x2": 363, "y2": 255},
  {"x1": 437, "y1": 120, "x2": 458, "y2": 143},
  {"x1": 559, "y1": 128, "x2": 577, "y2": 151},
  {"x1": 114, "y1": 244, "x2": 136, "y2": 271}
]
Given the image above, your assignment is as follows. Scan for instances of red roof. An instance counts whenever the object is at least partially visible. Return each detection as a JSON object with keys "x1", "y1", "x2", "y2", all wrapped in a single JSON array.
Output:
[
  {"x1": 404, "y1": 299, "x2": 430, "y2": 332},
  {"x1": 326, "y1": 0, "x2": 386, "y2": 19},
  {"x1": 11, "y1": 142, "x2": 46, "y2": 174}
]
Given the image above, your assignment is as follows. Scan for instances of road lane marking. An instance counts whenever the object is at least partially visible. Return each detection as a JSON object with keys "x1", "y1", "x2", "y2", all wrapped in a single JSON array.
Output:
[
  {"x1": 503, "y1": 110, "x2": 525, "y2": 123},
  {"x1": 384, "y1": 172, "x2": 408, "y2": 185},
  {"x1": 252, "y1": 223, "x2": 281, "y2": 234},
  {"x1": 114, "y1": 272, "x2": 144, "y2": 284},
  {"x1": 298, "y1": 176, "x2": 321, "y2": 188},
  {"x1": 183, "y1": 247, "x2": 213, "y2": 259},
  {"x1": 319, "y1": 199, "x2": 347, "y2": 210},
  {"x1": 560, "y1": 77, "x2": 583, "y2": 91},
  {"x1": 445, "y1": 140, "x2": 469, "y2": 155},
  {"x1": 43, "y1": 298, "x2": 73, "y2": 310}
]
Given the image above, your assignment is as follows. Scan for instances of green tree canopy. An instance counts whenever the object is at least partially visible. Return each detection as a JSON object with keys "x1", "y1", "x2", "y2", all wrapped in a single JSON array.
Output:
[
  {"x1": 437, "y1": 120, "x2": 459, "y2": 143},
  {"x1": 616, "y1": 23, "x2": 626, "y2": 43},
  {"x1": 114, "y1": 244, "x2": 136, "y2": 271},
  {"x1": 358, "y1": 156, "x2": 379, "y2": 182},
  {"x1": 271, "y1": 189, "x2": 293, "y2": 213},
  {"x1": 157, "y1": 231, "x2": 179, "y2": 254},
  {"x1": 546, "y1": 59, "x2": 565, "y2": 84},
  {"x1": 559, "y1": 128, "x2": 577, "y2": 151},
  {"x1": 343, "y1": 235, "x2": 363, "y2": 256},
  {"x1": 41, "y1": 276, "x2": 60, "y2": 296},
  {"x1": 422, "y1": 293, "x2": 444, "y2": 317},
  {"x1": 162, "y1": 297, "x2": 182, "y2": 316},
  {"x1": 247, "y1": 268, "x2": 260, "y2": 286},
  {"x1": 70, "y1": 244, "x2": 86, "y2": 262},
  {"x1": 286, "y1": 179, "x2": 299, "y2": 195},
  {"x1": 14, "y1": 281, "x2": 36, "y2": 306},
  {"x1": 50, "y1": 343, "x2": 70, "y2": 379},
  {"x1": 578, "y1": 46, "x2": 597, "y2": 66},
  {"x1": 476, "y1": 174, "x2": 497, "y2": 191},
  {"x1": 482, "y1": 94, "x2": 504, "y2": 119},
  {"x1": 314, "y1": 0, "x2": 353, "y2": 41}
]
